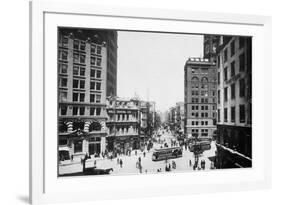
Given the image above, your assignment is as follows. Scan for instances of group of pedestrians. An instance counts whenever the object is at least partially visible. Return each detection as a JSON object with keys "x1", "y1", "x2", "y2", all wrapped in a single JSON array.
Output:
[{"x1": 117, "y1": 158, "x2": 123, "y2": 168}]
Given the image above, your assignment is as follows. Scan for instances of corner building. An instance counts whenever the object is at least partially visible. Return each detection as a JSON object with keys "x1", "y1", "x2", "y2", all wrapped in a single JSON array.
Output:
[
  {"x1": 216, "y1": 36, "x2": 252, "y2": 168},
  {"x1": 184, "y1": 58, "x2": 217, "y2": 139},
  {"x1": 58, "y1": 29, "x2": 111, "y2": 160}
]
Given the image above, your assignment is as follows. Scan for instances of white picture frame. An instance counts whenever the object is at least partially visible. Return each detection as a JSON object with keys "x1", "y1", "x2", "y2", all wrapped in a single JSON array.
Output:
[{"x1": 30, "y1": 0, "x2": 272, "y2": 204}]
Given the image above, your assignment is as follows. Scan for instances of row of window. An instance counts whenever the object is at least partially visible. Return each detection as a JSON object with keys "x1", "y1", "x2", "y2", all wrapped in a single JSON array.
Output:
[
  {"x1": 191, "y1": 90, "x2": 215, "y2": 97},
  {"x1": 58, "y1": 63, "x2": 102, "y2": 79},
  {"x1": 191, "y1": 112, "x2": 209, "y2": 118},
  {"x1": 191, "y1": 121, "x2": 209, "y2": 126},
  {"x1": 60, "y1": 37, "x2": 102, "y2": 55},
  {"x1": 59, "y1": 50, "x2": 102, "y2": 66},
  {"x1": 59, "y1": 78, "x2": 102, "y2": 91},
  {"x1": 223, "y1": 37, "x2": 245, "y2": 63},
  {"x1": 59, "y1": 91, "x2": 101, "y2": 103},
  {"x1": 60, "y1": 106, "x2": 101, "y2": 116},
  {"x1": 217, "y1": 104, "x2": 246, "y2": 123},
  {"x1": 191, "y1": 105, "x2": 216, "y2": 111},
  {"x1": 191, "y1": 67, "x2": 209, "y2": 75},
  {"x1": 191, "y1": 129, "x2": 209, "y2": 133},
  {"x1": 217, "y1": 78, "x2": 246, "y2": 103},
  {"x1": 191, "y1": 98, "x2": 216, "y2": 103}
]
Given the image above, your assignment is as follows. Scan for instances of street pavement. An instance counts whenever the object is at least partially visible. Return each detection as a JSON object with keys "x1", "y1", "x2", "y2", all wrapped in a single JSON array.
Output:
[{"x1": 59, "y1": 130, "x2": 217, "y2": 176}]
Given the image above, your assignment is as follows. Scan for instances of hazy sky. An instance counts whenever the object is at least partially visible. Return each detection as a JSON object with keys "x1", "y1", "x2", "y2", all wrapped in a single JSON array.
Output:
[{"x1": 117, "y1": 31, "x2": 203, "y2": 112}]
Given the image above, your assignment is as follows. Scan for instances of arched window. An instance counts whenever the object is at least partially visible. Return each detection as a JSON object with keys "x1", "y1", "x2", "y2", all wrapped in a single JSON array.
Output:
[
  {"x1": 89, "y1": 121, "x2": 102, "y2": 132},
  {"x1": 201, "y1": 77, "x2": 208, "y2": 89},
  {"x1": 59, "y1": 121, "x2": 68, "y2": 133},
  {"x1": 191, "y1": 77, "x2": 199, "y2": 89},
  {"x1": 73, "y1": 121, "x2": 84, "y2": 131}
]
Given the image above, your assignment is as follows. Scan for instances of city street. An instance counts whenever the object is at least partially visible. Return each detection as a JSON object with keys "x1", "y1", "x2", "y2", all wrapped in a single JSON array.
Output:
[{"x1": 59, "y1": 129, "x2": 217, "y2": 176}]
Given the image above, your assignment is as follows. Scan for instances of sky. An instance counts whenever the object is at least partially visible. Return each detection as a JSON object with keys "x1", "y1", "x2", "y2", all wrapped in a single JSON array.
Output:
[{"x1": 117, "y1": 31, "x2": 203, "y2": 112}]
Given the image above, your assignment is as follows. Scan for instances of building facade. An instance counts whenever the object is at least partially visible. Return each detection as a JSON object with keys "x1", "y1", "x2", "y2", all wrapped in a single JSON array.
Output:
[
  {"x1": 175, "y1": 102, "x2": 185, "y2": 133},
  {"x1": 58, "y1": 29, "x2": 109, "y2": 160},
  {"x1": 184, "y1": 58, "x2": 217, "y2": 139},
  {"x1": 215, "y1": 36, "x2": 252, "y2": 168},
  {"x1": 106, "y1": 97, "x2": 141, "y2": 154},
  {"x1": 203, "y1": 35, "x2": 220, "y2": 62}
]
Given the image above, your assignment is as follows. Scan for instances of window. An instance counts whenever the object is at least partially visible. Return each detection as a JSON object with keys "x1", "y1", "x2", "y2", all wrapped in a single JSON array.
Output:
[
  {"x1": 74, "y1": 140, "x2": 83, "y2": 153},
  {"x1": 73, "y1": 53, "x2": 85, "y2": 64},
  {"x1": 224, "y1": 87, "x2": 228, "y2": 102},
  {"x1": 224, "y1": 108, "x2": 228, "y2": 122},
  {"x1": 97, "y1": 46, "x2": 101, "y2": 54},
  {"x1": 195, "y1": 121, "x2": 199, "y2": 125},
  {"x1": 231, "y1": 106, "x2": 235, "y2": 122},
  {"x1": 239, "y1": 53, "x2": 245, "y2": 71},
  {"x1": 73, "y1": 92, "x2": 78, "y2": 102},
  {"x1": 205, "y1": 113, "x2": 208, "y2": 117},
  {"x1": 239, "y1": 79, "x2": 245, "y2": 97},
  {"x1": 73, "y1": 66, "x2": 79, "y2": 75},
  {"x1": 231, "y1": 61, "x2": 235, "y2": 77},
  {"x1": 201, "y1": 113, "x2": 204, "y2": 118},
  {"x1": 91, "y1": 44, "x2": 96, "y2": 53},
  {"x1": 224, "y1": 67, "x2": 228, "y2": 81},
  {"x1": 80, "y1": 93, "x2": 85, "y2": 102},
  {"x1": 218, "y1": 109, "x2": 220, "y2": 122},
  {"x1": 239, "y1": 37, "x2": 245, "y2": 48},
  {"x1": 80, "y1": 41, "x2": 85, "y2": 51},
  {"x1": 192, "y1": 121, "x2": 194, "y2": 125},
  {"x1": 205, "y1": 106, "x2": 208, "y2": 110},
  {"x1": 231, "y1": 83, "x2": 235, "y2": 99},
  {"x1": 80, "y1": 55, "x2": 85, "y2": 64},
  {"x1": 96, "y1": 108, "x2": 101, "y2": 116},
  {"x1": 201, "y1": 106, "x2": 204, "y2": 110},
  {"x1": 230, "y1": 40, "x2": 235, "y2": 56},
  {"x1": 205, "y1": 121, "x2": 208, "y2": 125},
  {"x1": 61, "y1": 36, "x2": 68, "y2": 47},
  {"x1": 60, "y1": 78, "x2": 67, "y2": 87},
  {"x1": 90, "y1": 69, "x2": 96, "y2": 78},
  {"x1": 80, "y1": 80, "x2": 85, "y2": 89},
  {"x1": 90, "y1": 81, "x2": 95, "y2": 90},
  {"x1": 96, "y1": 58, "x2": 101, "y2": 66},
  {"x1": 59, "y1": 91, "x2": 67, "y2": 102},
  {"x1": 239, "y1": 104, "x2": 245, "y2": 123},
  {"x1": 91, "y1": 57, "x2": 96, "y2": 65},
  {"x1": 96, "y1": 95, "x2": 101, "y2": 103},
  {"x1": 73, "y1": 79, "x2": 85, "y2": 89},
  {"x1": 59, "y1": 63, "x2": 68, "y2": 74},
  {"x1": 218, "y1": 90, "x2": 220, "y2": 104},
  {"x1": 73, "y1": 40, "x2": 79, "y2": 50},
  {"x1": 73, "y1": 79, "x2": 78, "y2": 88},
  {"x1": 79, "y1": 107, "x2": 85, "y2": 115},
  {"x1": 224, "y1": 49, "x2": 228, "y2": 62},
  {"x1": 201, "y1": 121, "x2": 204, "y2": 125},
  {"x1": 218, "y1": 72, "x2": 220, "y2": 84},
  {"x1": 96, "y1": 70, "x2": 101, "y2": 78},
  {"x1": 90, "y1": 94, "x2": 95, "y2": 102},
  {"x1": 90, "y1": 107, "x2": 95, "y2": 115},
  {"x1": 73, "y1": 106, "x2": 78, "y2": 115},
  {"x1": 60, "y1": 106, "x2": 67, "y2": 115},
  {"x1": 59, "y1": 50, "x2": 68, "y2": 60},
  {"x1": 80, "y1": 67, "x2": 85, "y2": 76}
]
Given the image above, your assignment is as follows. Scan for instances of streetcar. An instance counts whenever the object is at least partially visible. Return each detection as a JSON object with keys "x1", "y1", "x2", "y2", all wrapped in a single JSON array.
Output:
[
  {"x1": 152, "y1": 146, "x2": 183, "y2": 161},
  {"x1": 188, "y1": 141, "x2": 211, "y2": 153}
]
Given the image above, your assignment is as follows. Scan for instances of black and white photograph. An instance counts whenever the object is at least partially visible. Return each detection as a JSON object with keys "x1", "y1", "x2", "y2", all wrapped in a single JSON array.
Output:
[{"x1": 57, "y1": 28, "x2": 252, "y2": 177}]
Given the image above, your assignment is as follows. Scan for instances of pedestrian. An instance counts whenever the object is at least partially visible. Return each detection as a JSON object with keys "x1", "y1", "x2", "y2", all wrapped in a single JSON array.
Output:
[
  {"x1": 135, "y1": 150, "x2": 137, "y2": 156},
  {"x1": 143, "y1": 151, "x2": 146, "y2": 158},
  {"x1": 117, "y1": 158, "x2": 119, "y2": 164},
  {"x1": 138, "y1": 156, "x2": 141, "y2": 163},
  {"x1": 136, "y1": 161, "x2": 139, "y2": 169},
  {"x1": 189, "y1": 159, "x2": 192, "y2": 167},
  {"x1": 168, "y1": 163, "x2": 171, "y2": 171},
  {"x1": 71, "y1": 155, "x2": 73, "y2": 161},
  {"x1": 120, "y1": 159, "x2": 123, "y2": 168},
  {"x1": 94, "y1": 160, "x2": 97, "y2": 167}
]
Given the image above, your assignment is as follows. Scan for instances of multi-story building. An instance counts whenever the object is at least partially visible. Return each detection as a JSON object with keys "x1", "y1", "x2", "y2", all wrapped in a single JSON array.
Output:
[
  {"x1": 175, "y1": 102, "x2": 185, "y2": 133},
  {"x1": 203, "y1": 35, "x2": 220, "y2": 62},
  {"x1": 59, "y1": 28, "x2": 118, "y2": 97},
  {"x1": 106, "y1": 97, "x2": 141, "y2": 153},
  {"x1": 184, "y1": 58, "x2": 217, "y2": 139},
  {"x1": 58, "y1": 29, "x2": 109, "y2": 160},
  {"x1": 215, "y1": 36, "x2": 252, "y2": 168}
]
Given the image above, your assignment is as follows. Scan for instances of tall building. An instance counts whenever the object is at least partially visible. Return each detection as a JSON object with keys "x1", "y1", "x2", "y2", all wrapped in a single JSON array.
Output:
[
  {"x1": 215, "y1": 36, "x2": 252, "y2": 168},
  {"x1": 59, "y1": 28, "x2": 118, "y2": 97},
  {"x1": 184, "y1": 58, "x2": 217, "y2": 139},
  {"x1": 203, "y1": 35, "x2": 220, "y2": 62},
  {"x1": 58, "y1": 29, "x2": 110, "y2": 160},
  {"x1": 175, "y1": 102, "x2": 185, "y2": 133}
]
